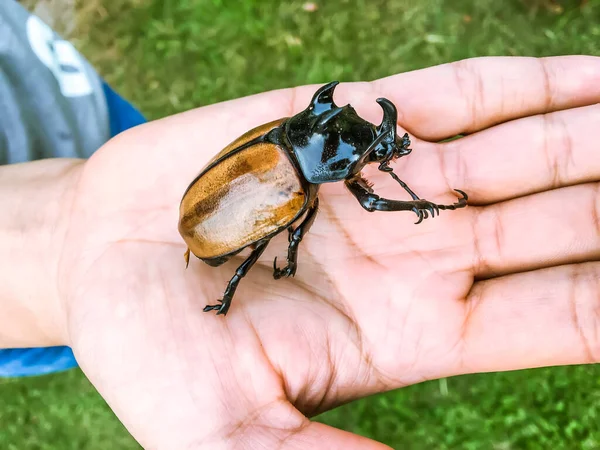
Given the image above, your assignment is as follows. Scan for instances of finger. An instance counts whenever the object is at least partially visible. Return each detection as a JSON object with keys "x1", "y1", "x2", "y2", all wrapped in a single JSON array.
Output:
[
  {"x1": 451, "y1": 261, "x2": 600, "y2": 376},
  {"x1": 437, "y1": 103, "x2": 600, "y2": 204},
  {"x1": 268, "y1": 421, "x2": 393, "y2": 450},
  {"x1": 126, "y1": 55, "x2": 600, "y2": 169},
  {"x1": 464, "y1": 182, "x2": 600, "y2": 279},
  {"x1": 102, "y1": 56, "x2": 600, "y2": 217},
  {"x1": 373, "y1": 55, "x2": 600, "y2": 140}
]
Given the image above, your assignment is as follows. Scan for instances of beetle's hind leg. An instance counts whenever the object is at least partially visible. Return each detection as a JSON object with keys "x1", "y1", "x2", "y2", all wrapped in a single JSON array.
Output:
[
  {"x1": 203, "y1": 239, "x2": 270, "y2": 316},
  {"x1": 273, "y1": 198, "x2": 319, "y2": 279}
]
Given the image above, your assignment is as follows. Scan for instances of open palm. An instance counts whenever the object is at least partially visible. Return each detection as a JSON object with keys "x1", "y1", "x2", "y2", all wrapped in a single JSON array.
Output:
[{"x1": 58, "y1": 56, "x2": 600, "y2": 449}]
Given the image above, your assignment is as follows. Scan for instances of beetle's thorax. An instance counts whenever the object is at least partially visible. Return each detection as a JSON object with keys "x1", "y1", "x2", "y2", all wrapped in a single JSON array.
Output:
[
  {"x1": 281, "y1": 81, "x2": 406, "y2": 184},
  {"x1": 284, "y1": 103, "x2": 378, "y2": 184}
]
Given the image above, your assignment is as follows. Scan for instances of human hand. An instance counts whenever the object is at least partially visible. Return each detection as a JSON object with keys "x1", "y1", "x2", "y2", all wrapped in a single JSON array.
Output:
[{"x1": 56, "y1": 55, "x2": 600, "y2": 449}]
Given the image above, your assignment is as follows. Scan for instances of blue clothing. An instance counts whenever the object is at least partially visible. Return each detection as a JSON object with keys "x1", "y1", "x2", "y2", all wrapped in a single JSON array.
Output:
[
  {"x1": 103, "y1": 82, "x2": 146, "y2": 138},
  {"x1": 0, "y1": 0, "x2": 146, "y2": 377}
]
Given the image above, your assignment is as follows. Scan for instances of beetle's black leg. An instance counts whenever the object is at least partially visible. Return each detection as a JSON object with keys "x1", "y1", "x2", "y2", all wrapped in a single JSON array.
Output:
[
  {"x1": 203, "y1": 239, "x2": 270, "y2": 316},
  {"x1": 379, "y1": 163, "x2": 420, "y2": 200},
  {"x1": 273, "y1": 198, "x2": 319, "y2": 279},
  {"x1": 345, "y1": 175, "x2": 467, "y2": 224}
]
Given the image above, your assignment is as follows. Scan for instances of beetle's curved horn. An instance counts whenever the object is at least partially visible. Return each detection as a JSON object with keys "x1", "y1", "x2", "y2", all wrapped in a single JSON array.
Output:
[
  {"x1": 376, "y1": 97, "x2": 398, "y2": 139},
  {"x1": 310, "y1": 81, "x2": 339, "y2": 112}
]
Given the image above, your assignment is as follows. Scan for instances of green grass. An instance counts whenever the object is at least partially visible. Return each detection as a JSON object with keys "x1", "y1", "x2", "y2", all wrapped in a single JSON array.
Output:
[
  {"x1": 3, "y1": 0, "x2": 600, "y2": 448},
  {"x1": 0, "y1": 371, "x2": 136, "y2": 450},
  {"x1": 71, "y1": 0, "x2": 600, "y2": 119},
  {"x1": 2, "y1": 366, "x2": 600, "y2": 449},
  {"x1": 319, "y1": 366, "x2": 600, "y2": 449}
]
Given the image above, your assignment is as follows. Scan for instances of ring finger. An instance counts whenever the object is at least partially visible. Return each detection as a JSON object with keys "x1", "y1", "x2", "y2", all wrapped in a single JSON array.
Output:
[{"x1": 461, "y1": 181, "x2": 600, "y2": 279}]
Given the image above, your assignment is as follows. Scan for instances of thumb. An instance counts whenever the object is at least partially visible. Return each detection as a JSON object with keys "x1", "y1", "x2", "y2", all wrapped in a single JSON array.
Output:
[{"x1": 245, "y1": 420, "x2": 394, "y2": 450}]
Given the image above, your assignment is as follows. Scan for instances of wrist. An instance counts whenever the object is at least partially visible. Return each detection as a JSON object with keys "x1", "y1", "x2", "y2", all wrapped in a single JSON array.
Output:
[{"x1": 0, "y1": 159, "x2": 83, "y2": 348}]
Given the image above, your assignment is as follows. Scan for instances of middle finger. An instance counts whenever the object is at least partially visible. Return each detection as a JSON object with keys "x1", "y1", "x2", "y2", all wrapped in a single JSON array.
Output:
[{"x1": 436, "y1": 103, "x2": 600, "y2": 204}]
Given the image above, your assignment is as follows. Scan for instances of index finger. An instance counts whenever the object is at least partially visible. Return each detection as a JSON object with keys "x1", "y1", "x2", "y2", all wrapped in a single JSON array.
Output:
[
  {"x1": 110, "y1": 55, "x2": 600, "y2": 210},
  {"x1": 164, "y1": 56, "x2": 600, "y2": 151},
  {"x1": 131, "y1": 55, "x2": 600, "y2": 160},
  {"x1": 371, "y1": 55, "x2": 600, "y2": 141}
]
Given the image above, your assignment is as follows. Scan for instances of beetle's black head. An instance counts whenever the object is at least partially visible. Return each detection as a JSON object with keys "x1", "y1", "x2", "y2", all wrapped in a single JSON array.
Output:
[{"x1": 363, "y1": 98, "x2": 412, "y2": 166}]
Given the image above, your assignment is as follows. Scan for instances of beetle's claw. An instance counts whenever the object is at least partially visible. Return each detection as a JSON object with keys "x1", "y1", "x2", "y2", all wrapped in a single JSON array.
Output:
[
  {"x1": 413, "y1": 199, "x2": 445, "y2": 224},
  {"x1": 414, "y1": 208, "x2": 424, "y2": 225},
  {"x1": 412, "y1": 190, "x2": 468, "y2": 224},
  {"x1": 437, "y1": 189, "x2": 469, "y2": 211},
  {"x1": 273, "y1": 257, "x2": 283, "y2": 279},
  {"x1": 273, "y1": 258, "x2": 297, "y2": 279},
  {"x1": 454, "y1": 189, "x2": 468, "y2": 202},
  {"x1": 203, "y1": 303, "x2": 220, "y2": 312},
  {"x1": 203, "y1": 298, "x2": 230, "y2": 315}
]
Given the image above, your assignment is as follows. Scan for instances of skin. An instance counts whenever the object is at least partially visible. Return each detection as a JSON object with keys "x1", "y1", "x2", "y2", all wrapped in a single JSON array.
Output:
[{"x1": 1, "y1": 55, "x2": 600, "y2": 449}]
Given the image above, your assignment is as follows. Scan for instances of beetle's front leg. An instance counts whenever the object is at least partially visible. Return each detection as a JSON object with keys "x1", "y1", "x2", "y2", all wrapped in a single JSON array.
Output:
[
  {"x1": 379, "y1": 163, "x2": 420, "y2": 200},
  {"x1": 345, "y1": 175, "x2": 467, "y2": 224},
  {"x1": 273, "y1": 198, "x2": 319, "y2": 279},
  {"x1": 203, "y1": 239, "x2": 270, "y2": 315}
]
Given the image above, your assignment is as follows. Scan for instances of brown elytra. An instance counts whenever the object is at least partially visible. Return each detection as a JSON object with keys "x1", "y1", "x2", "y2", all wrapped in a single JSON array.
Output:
[
  {"x1": 178, "y1": 123, "x2": 307, "y2": 261},
  {"x1": 206, "y1": 118, "x2": 285, "y2": 166}
]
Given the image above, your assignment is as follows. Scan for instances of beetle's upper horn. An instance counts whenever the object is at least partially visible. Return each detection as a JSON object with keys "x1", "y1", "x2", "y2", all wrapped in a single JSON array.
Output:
[
  {"x1": 376, "y1": 98, "x2": 398, "y2": 138},
  {"x1": 310, "y1": 81, "x2": 339, "y2": 112}
]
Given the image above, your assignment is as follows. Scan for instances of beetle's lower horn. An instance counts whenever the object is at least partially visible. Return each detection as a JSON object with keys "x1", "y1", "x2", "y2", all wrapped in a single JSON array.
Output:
[{"x1": 375, "y1": 97, "x2": 398, "y2": 139}]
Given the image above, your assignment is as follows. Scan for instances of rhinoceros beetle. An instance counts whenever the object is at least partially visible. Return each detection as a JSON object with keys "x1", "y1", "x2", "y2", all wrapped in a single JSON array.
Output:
[{"x1": 178, "y1": 81, "x2": 468, "y2": 315}]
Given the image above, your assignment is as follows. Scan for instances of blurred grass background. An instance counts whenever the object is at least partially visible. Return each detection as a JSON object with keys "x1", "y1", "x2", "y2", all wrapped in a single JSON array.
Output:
[{"x1": 3, "y1": 0, "x2": 600, "y2": 448}]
